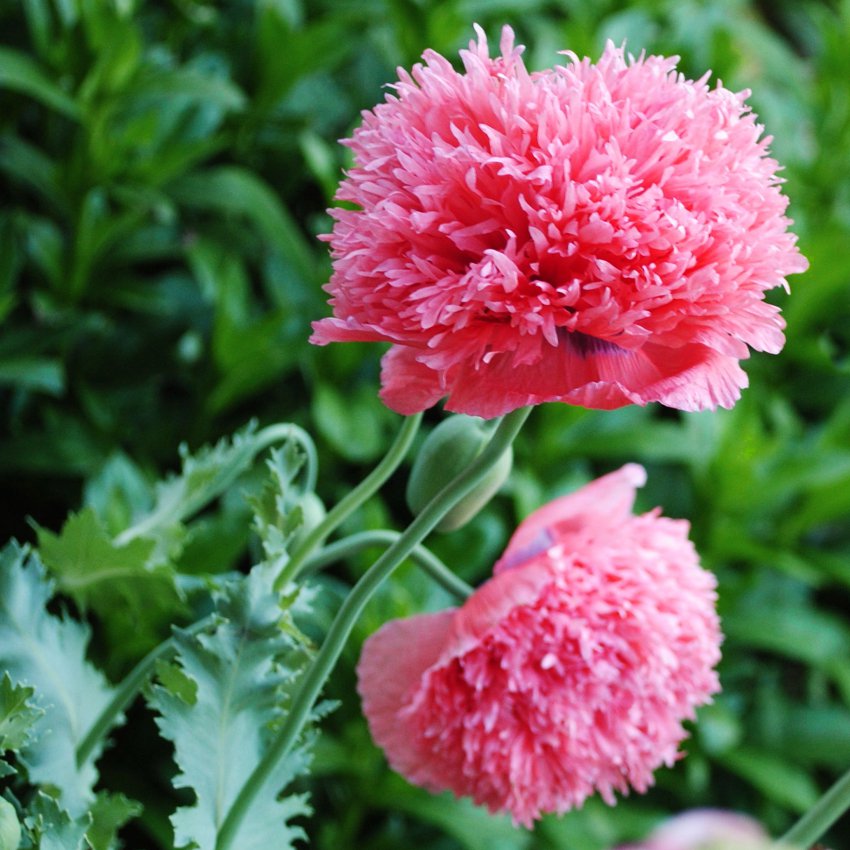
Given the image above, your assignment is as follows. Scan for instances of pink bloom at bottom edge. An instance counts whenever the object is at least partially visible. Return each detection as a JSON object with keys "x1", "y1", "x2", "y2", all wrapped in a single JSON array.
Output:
[
  {"x1": 616, "y1": 809, "x2": 770, "y2": 850},
  {"x1": 616, "y1": 808, "x2": 835, "y2": 850},
  {"x1": 357, "y1": 465, "x2": 722, "y2": 827}
]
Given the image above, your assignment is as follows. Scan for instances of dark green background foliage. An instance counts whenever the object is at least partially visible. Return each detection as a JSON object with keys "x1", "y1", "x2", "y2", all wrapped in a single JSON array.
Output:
[{"x1": 2, "y1": 0, "x2": 850, "y2": 847}]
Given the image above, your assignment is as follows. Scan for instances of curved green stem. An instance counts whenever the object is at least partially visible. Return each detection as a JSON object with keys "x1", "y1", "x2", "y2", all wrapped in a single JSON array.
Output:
[
  {"x1": 777, "y1": 765, "x2": 850, "y2": 848},
  {"x1": 274, "y1": 412, "x2": 423, "y2": 592},
  {"x1": 76, "y1": 614, "x2": 216, "y2": 767},
  {"x1": 304, "y1": 529, "x2": 473, "y2": 601},
  {"x1": 215, "y1": 406, "x2": 531, "y2": 850}
]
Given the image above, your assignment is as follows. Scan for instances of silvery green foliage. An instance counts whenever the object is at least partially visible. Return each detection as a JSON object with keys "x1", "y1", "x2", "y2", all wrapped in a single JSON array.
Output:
[
  {"x1": 149, "y1": 562, "x2": 316, "y2": 850},
  {"x1": 0, "y1": 543, "x2": 118, "y2": 816}
]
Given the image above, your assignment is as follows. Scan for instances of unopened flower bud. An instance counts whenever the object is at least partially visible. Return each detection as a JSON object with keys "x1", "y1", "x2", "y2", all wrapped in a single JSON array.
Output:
[
  {"x1": 0, "y1": 798, "x2": 21, "y2": 850},
  {"x1": 291, "y1": 492, "x2": 327, "y2": 548},
  {"x1": 406, "y1": 415, "x2": 512, "y2": 532}
]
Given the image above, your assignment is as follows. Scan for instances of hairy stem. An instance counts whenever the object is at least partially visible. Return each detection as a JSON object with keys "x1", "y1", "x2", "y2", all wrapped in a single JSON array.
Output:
[
  {"x1": 273, "y1": 412, "x2": 423, "y2": 592},
  {"x1": 304, "y1": 529, "x2": 473, "y2": 601},
  {"x1": 215, "y1": 406, "x2": 531, "y2": 850},
  {"x1": 76, "y1": 615, "x2": 215, "y2": 767}
]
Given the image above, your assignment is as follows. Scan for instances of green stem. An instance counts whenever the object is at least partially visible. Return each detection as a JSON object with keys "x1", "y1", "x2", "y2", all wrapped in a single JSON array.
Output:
[
  {"x1": 215, "y1": 406, "x2": 531, "y2": 850},
  {"x1": 778, "y1": 765, "x2": 850, "y2": 848},
  {"x1": 76, "y1": 615, "x2": 216, "y2": 767},
  {"x1": 304, "y1": 529, "x2": 473, "y2": 601},
  {"x1": 273, "y1": 412, "x2": 423, "y2": 592}
]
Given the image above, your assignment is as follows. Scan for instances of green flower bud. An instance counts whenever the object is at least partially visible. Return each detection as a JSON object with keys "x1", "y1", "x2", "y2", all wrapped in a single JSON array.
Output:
[
  {"x1": 406, "y1": 415, "x2": 513, "y2": 532},
  {"x1": 0, "y1": 797, "x2": 21, "y2": 850},
  {"x1": 292, "y1": 492, "x2": 327, "y2": 548}
]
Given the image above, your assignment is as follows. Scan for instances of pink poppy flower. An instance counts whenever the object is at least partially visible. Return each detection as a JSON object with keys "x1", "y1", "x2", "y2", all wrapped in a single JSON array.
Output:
[
  {"x1": 357, "y1": 465, "x2": 721, "y2": 826},
  {"x1": 311, "y1": 27, "x2": 807, "y2": 417}
]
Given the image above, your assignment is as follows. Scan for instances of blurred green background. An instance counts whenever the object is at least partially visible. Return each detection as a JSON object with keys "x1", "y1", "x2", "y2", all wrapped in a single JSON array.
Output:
[{"x1": 2, "y1": 0, "x2": 850, "y2": 847}]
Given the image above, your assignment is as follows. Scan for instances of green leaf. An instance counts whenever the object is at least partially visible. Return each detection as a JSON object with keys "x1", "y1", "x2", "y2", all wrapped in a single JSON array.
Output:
[
  {"x1": 36, "y1": 508, "x2": 184, "y2": 663},
  {"x1": 0, "y1": 674, "x2": 41, "y2": 752},
  {"x1": 169, "y1": 166, "x2": 318, "y2": 293},
  {"x1": 0, "y1": 134, "x2": 64, "y2": 210},
  {"x1": 22, "y1": 215, "x2": 65, "y2": 290},
  {"x1": 22, "y1": 793, "x2": 87, "y2": 850},
  {"x1": 248, "y1": 443, "x2": 310, "y2": 565},
  {"x1": 0, "y1": 356, "x2": 64, "y2": 395},
  {"x1": 312, "y1": 383, "x2": 394, "y2": 463},
  {"x1": 82, "y1": 452, "x2": 153, "y2": 539},
  {"x1": 370, "y1": 773, "x2": 532, "y2": 850},
  {"x1": 185, "y1": 239, "x2": 300, "y2": 413},
  {"x1": 85, "y1": 793, "x2": 142, "y2": 850},
  {"x1": 255, "y1": 12, "x2": 353, "y2": 109},
  {"x1": 723, "y1": 600, "x2": 850, "y2": 669},
  {"x1": 77, "y1": 15, "x2": 142, "y2": 101},
  {"x1": 111, "y1": 424, "x2": 268, "y2": 550},
  {"x1": 0, "y1": 673, "x2": 42, "y2": 779},
  {"x1": 720, "y1": 747, "x2": 820, "y2": 813},
  {"x1": 0, "y1": 543, "x2": 120, "y2": 816},
  {"x1": 149, "y1": 564, "x2": 315, "y2": 850},
  {"x1": 0, "y1": 47, "x2": 79, "y2": 118},
  {"x1": 128, "y1": 67, "x2": 247, "y2": 112}
]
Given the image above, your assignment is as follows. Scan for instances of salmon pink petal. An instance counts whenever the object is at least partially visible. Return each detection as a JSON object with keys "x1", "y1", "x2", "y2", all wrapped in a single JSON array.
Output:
[
  {"x1": 423, "y1": 335, "x2": 748, "y2": 417},
  {"x1": 356, "y1": 609, "x2": 455, "y2": 786},
  {"x1": 495, "y1": 464, "x2": 646, "y2": 574},
  {"x1": 379, "y1": 346, "x2": 446, "y2": 415},
  {"x1": 444, "y1": 560, "x2": 553, "y2": 653}
]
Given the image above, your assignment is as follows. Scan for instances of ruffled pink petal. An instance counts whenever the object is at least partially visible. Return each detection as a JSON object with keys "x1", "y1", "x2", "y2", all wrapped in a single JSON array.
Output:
[
  {"x1": 494, "y1": 463, "x2": 647, "y2": 574},
  {"x1": 439, "y1": 336, "x2": 748, "y2": 417},
  {"x1": 356, "y1": 609, "x2": 455, "y2": 785},
  {"x1": 443, "y1": 560, "x2": 553, "y2": 654},
  {"x1": 378, "y1": 345, "x2": 446, "y2": 415},
  {"x1": 309, "y1": 316, "x2": 389, "y2": 345}
]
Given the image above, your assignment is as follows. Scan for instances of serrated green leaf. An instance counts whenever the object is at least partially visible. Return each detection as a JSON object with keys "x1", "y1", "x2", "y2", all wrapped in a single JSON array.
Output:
[
  {"x1": 22, "y1": 793, "x2": 87, "y2": 850},
  {"x1": 113, "y1": 423, "x2": 264, "y2": 548},
  {"x1": 149, "y1": 564, "x2": 315, "y2": 850},
  {"x1": 249, "y1": 443, "x2": 308, "y2": 565},
  {"x1": 152, "y1": 659, "x2": 198, "y2": 707},
  {"x1": 82, "y1": 452, "x2": 153, "y2": 539},
  {"x1": 0, "y1": 543, "x2": 119, "y2": 816},
  {"x1": 37, "y1": 508, "x2": 184, "y2": 663},
  {"x1": 85, "y1": 793, "x2": 142, "y2": 850},
  {"x1": 0, "y1": 673, "x2": 42, "y2": 770}
]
